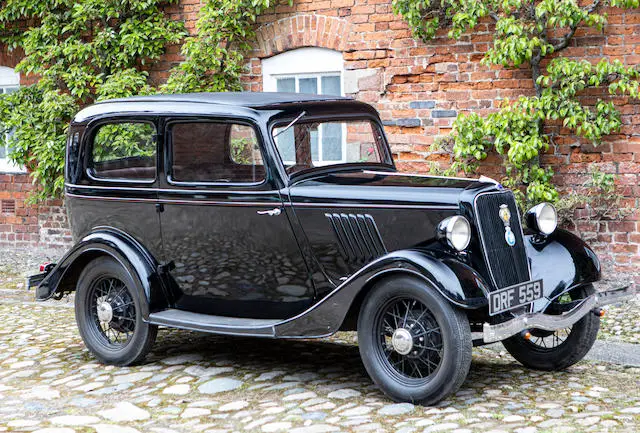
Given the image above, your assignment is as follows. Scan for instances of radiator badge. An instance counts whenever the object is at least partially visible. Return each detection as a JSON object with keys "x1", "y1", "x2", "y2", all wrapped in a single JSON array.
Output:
[{"x1": 499, "y1": 204, "x2": 516, "y2": 247}]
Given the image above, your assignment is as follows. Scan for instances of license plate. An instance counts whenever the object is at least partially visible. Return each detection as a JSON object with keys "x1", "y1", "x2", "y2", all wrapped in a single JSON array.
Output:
[{"x1": 489, "y1": 279, "x2": 544, "y2": 316}]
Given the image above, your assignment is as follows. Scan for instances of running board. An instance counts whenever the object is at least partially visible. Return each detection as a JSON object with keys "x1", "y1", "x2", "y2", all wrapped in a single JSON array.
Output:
[{"x1": 147, "y1": 309, "x2": 279, "y2": 337}]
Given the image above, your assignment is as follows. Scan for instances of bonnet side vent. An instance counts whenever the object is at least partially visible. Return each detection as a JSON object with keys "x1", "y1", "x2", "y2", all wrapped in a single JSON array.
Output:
[{"x1": 325, "y1": 213, "x2": 387, "y2": 264}]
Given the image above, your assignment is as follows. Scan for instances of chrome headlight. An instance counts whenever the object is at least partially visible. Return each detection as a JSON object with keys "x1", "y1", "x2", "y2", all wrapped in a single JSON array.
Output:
[
  {"x1": 437, "y1": 215, "x2": 471, "y2": 251},
  {"x1": 526, "y1": 202, "x2": 557, "y2": 235}
]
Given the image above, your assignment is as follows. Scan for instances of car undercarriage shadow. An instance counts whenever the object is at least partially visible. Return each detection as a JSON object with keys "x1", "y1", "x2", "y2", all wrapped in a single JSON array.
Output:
[{"x1": 144, "y1": 328, "x2": 550, "y2": 403}]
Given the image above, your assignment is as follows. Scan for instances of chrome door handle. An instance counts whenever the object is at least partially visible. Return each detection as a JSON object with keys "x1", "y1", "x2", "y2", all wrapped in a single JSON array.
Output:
[{"x1": 257, "y1": 207, "x2": 282, "y2": 216}]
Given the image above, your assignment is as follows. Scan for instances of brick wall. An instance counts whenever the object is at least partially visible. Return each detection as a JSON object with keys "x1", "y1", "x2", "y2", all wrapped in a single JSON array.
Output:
[
  {"x1": 0, "y1": 1, "x2": 638, "y2": 283},
  {"x1": 0, "y1": 173, "x2": 71, "y2": 248}
]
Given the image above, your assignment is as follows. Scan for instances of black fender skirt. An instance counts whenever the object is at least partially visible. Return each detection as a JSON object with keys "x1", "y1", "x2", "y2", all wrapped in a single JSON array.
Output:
[
  {"x1": 275, "y1": 249, "x2": 491, "y2": 338},
  {"x1": 35, "y1": 227, "x2": 168, "y2": 319}
]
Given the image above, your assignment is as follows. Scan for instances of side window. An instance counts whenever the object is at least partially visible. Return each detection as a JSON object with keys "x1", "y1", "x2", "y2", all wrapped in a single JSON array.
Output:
[
  {"x1": 171, "y1": 122, "x2": 265, "y2": 184},
  {"x1": 91, "y1": 122, "x2": 156, "y2": 181}
]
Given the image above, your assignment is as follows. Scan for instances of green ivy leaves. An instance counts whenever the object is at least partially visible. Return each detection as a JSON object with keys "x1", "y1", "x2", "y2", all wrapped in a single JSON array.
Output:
[
  {"x1": 0, "y1": 0, "x2": 185, "y2": 200},
  {"x1": 393, "y1": 0, "x2": 639, "y2": 210},
  {"x1": 163, "y1": 0, "x2": 292, "y2": 94}
]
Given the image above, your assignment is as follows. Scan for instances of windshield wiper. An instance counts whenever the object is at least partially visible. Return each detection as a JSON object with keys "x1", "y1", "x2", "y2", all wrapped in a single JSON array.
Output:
[{"x1": 273, "y1": 111, "x2": 306, "y2": 138}]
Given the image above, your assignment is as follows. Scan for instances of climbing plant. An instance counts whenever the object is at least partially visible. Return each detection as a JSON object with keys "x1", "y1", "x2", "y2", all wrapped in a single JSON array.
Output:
[
  {"x1": 393, "y1": 0, "x2": 640, "y2": 209},
  {"x1": 163, "y1": 0, "x2": 292, "y2": 93},
  {"x1": 0, "y1": 0, "x2": 289, "y2": 200},
  {"x1": 0, "y1": 0, "x2": 184, "y2": 200}
]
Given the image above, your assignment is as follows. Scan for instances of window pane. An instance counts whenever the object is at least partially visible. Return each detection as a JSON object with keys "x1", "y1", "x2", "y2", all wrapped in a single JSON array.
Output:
[
  {"x1": 229, "y1": 124, "x2": 263, "y2": 166},
  {"x1": 273, "y1": 120, "x2": 384, "y2": 176},
  {"x1": 299, "y1": 77, "x2": 317, "y2": 94},
  {"x1": 321, "y1": 76, "x2": 341, "y2": 96},
  {"x1": 276, "y1": 129, "x2": 295, "y2": 163},
  {"x1": 276, "y1": 78, "x2": 295, "y2": 93},
  {"x1": 322, "y1": 123, "x2": 342, "y2": 161},
  {"x1": 92, "y1": 122, "x2": 155, "y2": 180},
  {"x1": 172, "y1": 122, "x2": 265, "y2": 183}
]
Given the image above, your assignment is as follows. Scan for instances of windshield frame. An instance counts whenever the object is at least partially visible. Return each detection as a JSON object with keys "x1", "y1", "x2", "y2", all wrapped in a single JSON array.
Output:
[{"x1": 268, "y1": 112, "x2": 395, "y2": 182}]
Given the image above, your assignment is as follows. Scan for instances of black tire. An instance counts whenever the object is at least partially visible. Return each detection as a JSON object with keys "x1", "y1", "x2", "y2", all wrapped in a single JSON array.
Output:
[
  {"x1": 75, "y1": 256, "x2": 157, "y2": 366},
  {"x1": 501, "y1": 285, "x2": 599, "y2": 371},
  {"x1": 357, "y1": 275, "x2": 472, "y2": 405}
]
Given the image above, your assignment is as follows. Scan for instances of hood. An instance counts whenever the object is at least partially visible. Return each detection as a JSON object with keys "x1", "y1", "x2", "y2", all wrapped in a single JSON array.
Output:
[{"x1": 287, "y1": 169, "x2": 500, "y2": 208}]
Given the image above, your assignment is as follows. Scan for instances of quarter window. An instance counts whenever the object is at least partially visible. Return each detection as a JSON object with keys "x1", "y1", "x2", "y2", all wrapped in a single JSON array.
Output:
[
  {"x1": 170, "y1": 122, "x2": 265, "y2": 184},
  {"x1": 91, "y1": 122, "x2": 156, "y2": 181}
]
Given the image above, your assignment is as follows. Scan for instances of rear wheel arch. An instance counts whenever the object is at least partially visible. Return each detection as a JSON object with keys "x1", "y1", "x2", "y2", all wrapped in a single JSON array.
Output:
[
  {"x1": 55, "y1": 249, "x2": 153, "y2": 319},
  {"x1": 38, "y1": 229, "x2": 168, "y2": 318}
]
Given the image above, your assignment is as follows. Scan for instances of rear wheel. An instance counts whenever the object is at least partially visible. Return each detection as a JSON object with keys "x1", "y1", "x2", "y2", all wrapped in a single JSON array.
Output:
[
  {"x1": 501, "y1": 285, "x2": 599, "y2": 371},
  {"x1": 75, "y1": 256, "x2": 157, "y2": 365},
  {"x1": 357, "y1": 276, "x2": 472, "y2": 405}
]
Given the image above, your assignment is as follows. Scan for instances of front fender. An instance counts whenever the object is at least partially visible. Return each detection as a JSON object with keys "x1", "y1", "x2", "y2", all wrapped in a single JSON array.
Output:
[
  {"x1": 526, "y1": 228, "x2": 601, "y2": 312},
  {"x1": 35, "y1": 227, "x2": 169, "y2": 319},
  {"x1": 275, "y1": 249, "x2": 491, "y2": 338}
]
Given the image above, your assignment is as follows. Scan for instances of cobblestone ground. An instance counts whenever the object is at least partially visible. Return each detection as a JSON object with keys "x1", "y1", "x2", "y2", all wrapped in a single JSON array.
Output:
[{"x1": 1, "y1": 249, "x2": 639, "y2": 433}]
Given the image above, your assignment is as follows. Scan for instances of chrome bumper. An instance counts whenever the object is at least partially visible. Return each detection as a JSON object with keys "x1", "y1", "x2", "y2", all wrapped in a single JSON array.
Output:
[{"x1": 479, "y1": 286, "x2": 637, "y2": 344}]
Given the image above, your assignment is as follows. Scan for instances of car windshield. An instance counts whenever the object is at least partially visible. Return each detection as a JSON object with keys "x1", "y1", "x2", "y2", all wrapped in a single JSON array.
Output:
[{"x1": 272, "y1": 118, "x2": 388, "y2": 176}]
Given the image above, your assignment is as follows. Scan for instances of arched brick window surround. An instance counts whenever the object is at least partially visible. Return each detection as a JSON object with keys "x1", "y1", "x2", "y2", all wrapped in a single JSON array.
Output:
[{"x1": 254, "y1": 14, "x2": 350, "y2": 59}]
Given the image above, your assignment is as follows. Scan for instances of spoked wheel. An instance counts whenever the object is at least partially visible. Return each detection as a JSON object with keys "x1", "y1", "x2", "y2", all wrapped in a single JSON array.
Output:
[
  {"x1": 358, "y1": 276, "x2": 472, "y2": 405},
  {"x1": 75, "y1": 256, "x2": 157, "y2": 365},
  {"x1": 376, "y1": 298, "x2": 443, "y2": 380},
  {"x1": 527, "y1": 326, "x2": 571, "y2": 349},
  {"x1": 88, "y1": 276, "x2": 137, "y2": 347},
  {"x1": 502, "y1": 285, "x2": 600, "y2": 371}
]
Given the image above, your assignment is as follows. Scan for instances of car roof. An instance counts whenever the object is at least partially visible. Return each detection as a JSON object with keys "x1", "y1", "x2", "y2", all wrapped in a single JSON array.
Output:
[
  {"x1": 74, "y1": 92, "x2": 376, "y2": 124},
  {"x1": 101, "y1": 92, "x2": 352, "y2": 108}
]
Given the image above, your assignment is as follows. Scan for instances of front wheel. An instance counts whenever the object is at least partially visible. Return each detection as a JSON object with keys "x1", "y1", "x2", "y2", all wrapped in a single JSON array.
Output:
[
  {"x1": 75, "y1": 256, "x2": 157, "y2": 366},
  {"x1": 357, "y1": 276, "x2": 472, "y2": 405},
  {"x1": 501, "y1": 285, "x2": 600, "y2": 371}
]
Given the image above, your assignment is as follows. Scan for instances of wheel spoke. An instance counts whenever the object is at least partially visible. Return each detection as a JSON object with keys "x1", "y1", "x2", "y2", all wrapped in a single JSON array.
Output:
[
  {"x1": 375, "y1": 297, "x2": 444, "y2": 381},
  {"x1": 88, "y1": 276, "x2": 136, "y2": 347}
]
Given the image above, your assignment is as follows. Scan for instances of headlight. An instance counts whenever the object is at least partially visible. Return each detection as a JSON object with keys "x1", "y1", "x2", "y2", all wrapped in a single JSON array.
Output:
[
  {"x1": 526, "y1": 202, "x2": 557, "y2": 235},
  {"x1": 437, "y1": 215, "x2": 471, "y2": 251}
]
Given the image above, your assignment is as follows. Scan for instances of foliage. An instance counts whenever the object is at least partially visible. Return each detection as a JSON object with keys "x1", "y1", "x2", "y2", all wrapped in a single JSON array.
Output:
[
  {"x1": 0, "y1": 0, "x2": 184, "y2": 200},
  {"x1": 393, "y1": 0, "x2": 640, "y2": 210},
  {"x1": 163, "y1": 0, "x2": 292, "y2": 93},
  {"x1": 556, "y1": 167, "x2": 632, "y2": 240}
]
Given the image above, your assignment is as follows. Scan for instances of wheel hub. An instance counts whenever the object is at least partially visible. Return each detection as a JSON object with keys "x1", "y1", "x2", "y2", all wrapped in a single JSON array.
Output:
[
  {"x1": 391, "y1": 328, "x2": 414, "y2": 355},
  {"x1": 97, "y1": 301, "x2": 113, "y2": 324}
]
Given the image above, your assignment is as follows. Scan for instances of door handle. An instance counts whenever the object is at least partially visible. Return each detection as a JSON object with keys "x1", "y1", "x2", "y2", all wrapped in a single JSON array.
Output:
[{"x1": 257, "y1": 207, "x2": 282, "y2": 216}]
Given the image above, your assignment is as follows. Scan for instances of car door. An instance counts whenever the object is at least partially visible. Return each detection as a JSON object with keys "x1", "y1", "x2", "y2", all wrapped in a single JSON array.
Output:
[{"x1": 157, "y1": 118, "x2": 315, "y2": 319}]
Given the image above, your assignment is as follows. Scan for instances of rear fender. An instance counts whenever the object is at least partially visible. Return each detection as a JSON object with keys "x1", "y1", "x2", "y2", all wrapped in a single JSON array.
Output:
[
  {"x1": 275, "y1": 249, "x2": 490, "y2": 338},
  {"x1": 35, "y1": 227, "x2": 169, "y2": 320},
  {"x1": 526, "y1": 228, "x2": 601, "y2": 312}
]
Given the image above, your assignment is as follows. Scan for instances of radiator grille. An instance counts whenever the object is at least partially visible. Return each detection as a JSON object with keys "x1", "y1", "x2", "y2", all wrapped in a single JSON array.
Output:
[
  {"x1": 325, "y1": 213, "x2": 387, "y2": 264},
  {"x1": 474, "y1": 191, "x2": 530, "y2": 290}
]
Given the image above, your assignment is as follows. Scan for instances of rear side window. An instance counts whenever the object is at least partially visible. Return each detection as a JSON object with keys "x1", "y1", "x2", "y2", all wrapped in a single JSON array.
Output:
[
  {"x1": 91, "y1": 122, "x2": 156, "y2": 181},
  {"x1": 170, "y1": 122, "x2": 265, "y2": 184}
]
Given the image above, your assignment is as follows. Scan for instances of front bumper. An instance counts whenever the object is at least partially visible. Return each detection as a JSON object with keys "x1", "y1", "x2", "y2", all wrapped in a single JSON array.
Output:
[{"x1": 478, "y1": 286, "x2": 637, "y2": 344}]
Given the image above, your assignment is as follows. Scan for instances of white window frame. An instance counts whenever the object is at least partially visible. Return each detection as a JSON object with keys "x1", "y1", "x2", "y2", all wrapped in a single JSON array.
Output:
[
  {"x1": 262, "y1": 48, "x2": 346, "y2": 165},
  {"x1": 0, "y1": 66, "x2": 23, "y2": 173}
]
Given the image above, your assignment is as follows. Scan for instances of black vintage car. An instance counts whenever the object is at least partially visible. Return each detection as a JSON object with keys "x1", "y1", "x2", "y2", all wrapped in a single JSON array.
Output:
[{"x1": 29, "y1": 92, "x2": 633, "y2": 404}]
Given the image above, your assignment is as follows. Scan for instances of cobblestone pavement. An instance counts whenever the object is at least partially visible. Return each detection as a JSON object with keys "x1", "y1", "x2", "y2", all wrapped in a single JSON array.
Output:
[{"x1": 1, "y1": 249, "x2": 639, "y2": 433}]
